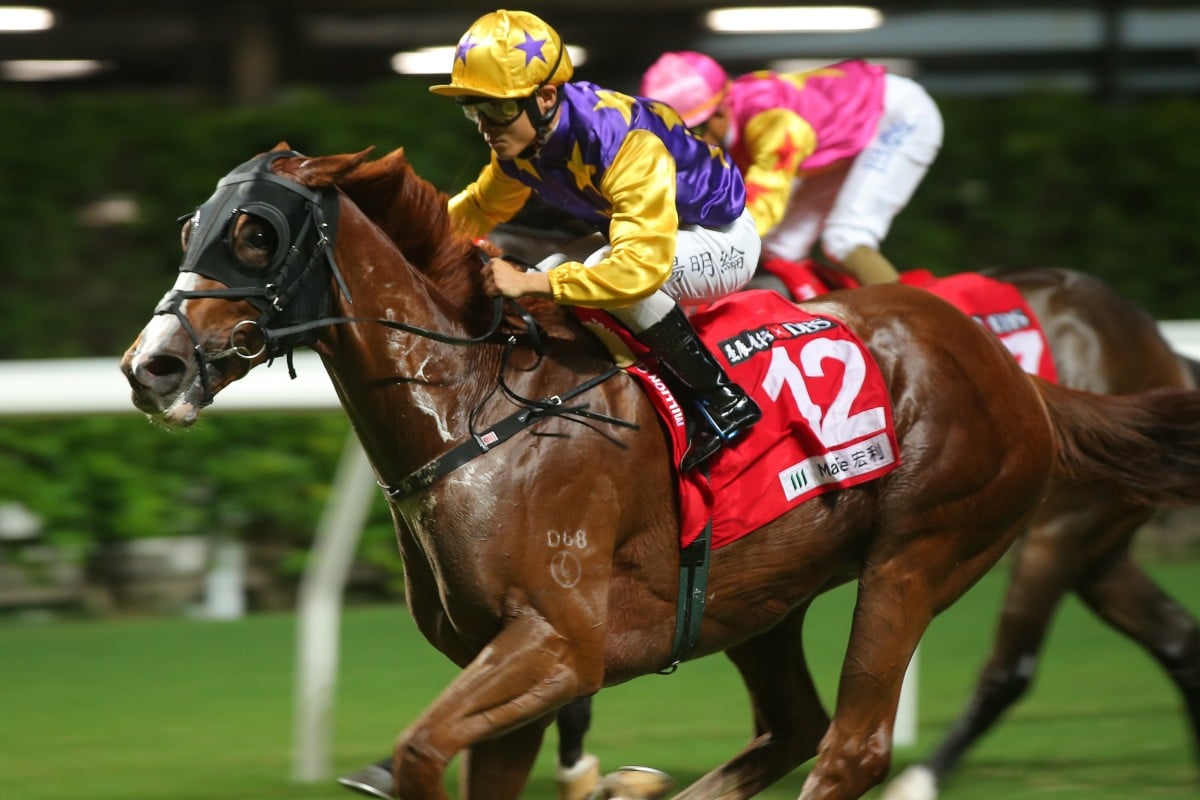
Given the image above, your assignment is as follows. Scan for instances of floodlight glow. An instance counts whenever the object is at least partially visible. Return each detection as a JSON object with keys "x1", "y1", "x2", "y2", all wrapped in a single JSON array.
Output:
[
  {"x1": 391, "y1": 47, "x2": 457, "y2": 75},
  {"x1": 391, "y1": 45, "x2": 587, "y2": 75},
  {"x1": 1, "y1": 59, "x2": 104, "y2": 81},
  {"x1": 706, "y1": 6, "x2": 883, "y2": 33},
  {"x1": 0, "y1": 6, "x2": 54, "y2": 31}
]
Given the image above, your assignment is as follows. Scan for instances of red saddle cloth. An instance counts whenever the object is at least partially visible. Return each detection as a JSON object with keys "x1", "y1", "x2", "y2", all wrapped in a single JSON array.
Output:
[
  {"x1": 760, "y1": 259, "x2": 1058, "y2": 383},
  {"x1": 578, "y1": 290, "x2": 900, "y2": 550}
]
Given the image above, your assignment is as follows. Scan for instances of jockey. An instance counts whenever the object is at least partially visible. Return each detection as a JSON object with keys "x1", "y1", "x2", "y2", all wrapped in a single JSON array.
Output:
[
  {"x1": 432, "y1": 9, "x2": 762, "y2": 471},
  {"x1": 640, "y1": 51, "x2": 944, "y2": 286}
]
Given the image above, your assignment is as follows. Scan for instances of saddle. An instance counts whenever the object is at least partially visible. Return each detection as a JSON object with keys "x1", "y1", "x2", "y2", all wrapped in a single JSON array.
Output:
[{"x1": 577, "y1": 289, "x2": 900, "y2": 551}]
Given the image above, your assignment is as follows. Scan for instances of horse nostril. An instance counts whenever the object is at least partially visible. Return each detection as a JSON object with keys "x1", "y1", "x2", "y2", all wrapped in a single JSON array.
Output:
[{"x1": 132, "y1": 354, "x2": 187, "y2": 394}]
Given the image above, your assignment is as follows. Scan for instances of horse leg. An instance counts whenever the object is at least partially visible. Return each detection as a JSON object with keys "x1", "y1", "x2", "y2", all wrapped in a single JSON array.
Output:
[
  {"x1": 338, "y1": 698, "x2": 596, "y2": 800},
  {"x1": 459, "y1": 714, "x2": 553, "y2": 799},
  {"x1": 673, "y1": 605, "x2": 829, "y2": 799},
  {"x1": 392, "y1": 618, "x2": 598, "y2": 800},
  {"x1": 337, "y1": 757, "x2": 395, "y2": 800},
  {"x1": 801, "y1": 511, "x2": 1036, "y2": 800},
  {"x1": 555, "y1": 696, "x2": 602, "y2": 800},
  {"x1": 884, "y1": 505, "x2": 1157, "y2": 800},
  {"x1": 1075, "y1": 550, "x2": 1200, "y2": 762},
  {"x1": 793, "y1": 586, "x2": 928, "y2": 798},
  {"x1": 881, "y1": 528, "x2": 1079, "y2": 800}
]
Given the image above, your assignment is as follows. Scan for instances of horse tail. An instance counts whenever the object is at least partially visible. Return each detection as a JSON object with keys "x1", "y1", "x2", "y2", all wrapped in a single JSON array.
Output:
[{"x1": 1038, "y1": 380, "x2": 1200, "y2": 508}]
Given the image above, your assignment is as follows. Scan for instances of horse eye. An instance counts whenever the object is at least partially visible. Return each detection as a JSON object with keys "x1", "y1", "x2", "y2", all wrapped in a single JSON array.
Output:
[
  {"x1": 230, "y1": 214, "x2": 279, "y2": 270},
  {"x1": 247, "y1": 228, "x2": 274, "y2": 249}
]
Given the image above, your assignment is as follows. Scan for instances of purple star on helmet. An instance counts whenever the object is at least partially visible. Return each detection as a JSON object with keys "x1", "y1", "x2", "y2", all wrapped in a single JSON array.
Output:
[
  {"x1": 515, "y1": 32, "x2": 548, "y2": 65},
  {"x1": 455, "y1": 34, "x2": 478, "y2": 65}
]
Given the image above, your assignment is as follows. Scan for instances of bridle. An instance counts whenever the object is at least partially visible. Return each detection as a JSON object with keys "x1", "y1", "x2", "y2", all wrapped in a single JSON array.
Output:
[
  {"x1": 156, "y1": 149, "x2": 518, "y2": 407},
  {"x1": 155, "y1": 149, "x2": 636, "y2": 480}
]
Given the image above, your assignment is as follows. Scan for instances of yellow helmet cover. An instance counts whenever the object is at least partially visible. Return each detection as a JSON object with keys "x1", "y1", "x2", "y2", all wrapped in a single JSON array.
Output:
[{"x1": 430, "y1": 9, "x2": 574, "y2": 99}]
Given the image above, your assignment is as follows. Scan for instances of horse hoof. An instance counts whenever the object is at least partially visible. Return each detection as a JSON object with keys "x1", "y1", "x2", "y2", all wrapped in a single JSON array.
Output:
[
  {"x1": 880, "y1": 765, "x2": 938, "y2": 800},
  {"x1": 557, "y1": 752, "x2": 601, "y2": 800},
  {"x1": 591, "y1": 765, "x2": 674, "y2": 800},
  {"x1": 336, "y1": 763, "x2": 393, "y2": 800}
]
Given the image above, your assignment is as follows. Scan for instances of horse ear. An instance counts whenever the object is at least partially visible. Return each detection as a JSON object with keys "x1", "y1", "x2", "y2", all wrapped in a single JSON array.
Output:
[
  {"x1": 287, "y1": 146, "x2": 376, "y2": 187},
  {"x1": 271, "y1": 141, "x2": 292, "y2": 152},
  {"x1": 377, "y1": 147, "x2": 409, "y2": 171}
]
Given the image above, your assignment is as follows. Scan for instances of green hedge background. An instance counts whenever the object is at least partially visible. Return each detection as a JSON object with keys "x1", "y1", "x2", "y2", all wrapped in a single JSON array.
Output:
[{"x1": 2, "y1": 81, "x2": 1197, "y2": 607}]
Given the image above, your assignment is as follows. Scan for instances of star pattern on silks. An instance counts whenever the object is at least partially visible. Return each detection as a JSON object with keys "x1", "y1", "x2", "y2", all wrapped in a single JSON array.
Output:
[
  {"x1": 646, "y1": 100, "x2": 686, "y2": 131},
  {"x1": 512, "y1": 156, "x2": 541, "y2": 180},
  {"x1": 593, "y1": 90, "x2": 635, "y2": 126},
  {"x1": 566, "y1": 142, "x2": 599, "y2": 193},
  {"x1": 706, "y1": 142, "x2": 732, "y2": 169},
  {"x1": 515, "y1": 32, "x2": 547, "y2": 65},
  {"x1": 771, "y1": 129, "x2": 805, "y2": 173},
  {"x1": 745, "y1": 181, "x2": 770, "y2": 207},
  {"x1": 455, "y1": 34, "x2": 477, "y2": 65}
]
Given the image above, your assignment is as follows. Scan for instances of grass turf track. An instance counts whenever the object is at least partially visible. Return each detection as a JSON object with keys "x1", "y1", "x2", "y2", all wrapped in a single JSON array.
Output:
[{"x1": 2, "y1": 562, "x2": 1197, "y2": 799}]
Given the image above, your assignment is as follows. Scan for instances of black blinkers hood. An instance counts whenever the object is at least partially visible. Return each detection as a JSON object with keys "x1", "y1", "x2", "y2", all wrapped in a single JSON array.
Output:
[{"x1": 177, "y1": 149, "x2": 343, "y2": 321}]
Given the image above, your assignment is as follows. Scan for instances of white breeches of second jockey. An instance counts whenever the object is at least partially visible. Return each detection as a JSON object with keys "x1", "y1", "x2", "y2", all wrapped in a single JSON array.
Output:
[
  {"x1": 537, "y1": 207, "x2": 760, "y2": 331},
  {"x1": 762, "y1": 73, "x2": 944, "y2": 264}
]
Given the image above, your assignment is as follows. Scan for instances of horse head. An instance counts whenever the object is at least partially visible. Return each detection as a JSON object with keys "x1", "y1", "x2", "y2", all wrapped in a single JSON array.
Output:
[
  {"x1": 119, "y1": 142, "x2": 549, "y2": 427},
  {"x1": 120, "y1": 143, "x2": 357, "y2": 423}
]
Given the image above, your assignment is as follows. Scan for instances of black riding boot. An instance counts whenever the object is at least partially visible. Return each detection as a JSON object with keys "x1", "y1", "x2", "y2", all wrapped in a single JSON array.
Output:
[{"x1": 637, "y1": 306, "x2": 762, "y2": 471}]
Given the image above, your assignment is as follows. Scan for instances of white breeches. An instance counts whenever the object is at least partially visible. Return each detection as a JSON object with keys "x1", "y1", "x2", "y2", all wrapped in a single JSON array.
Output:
[
  {"x1": 762, "y1": 73, "x2": 944, "y2": 263},
  {"x1": 540, "y1": 207, "x2": 761, "y2": 331}
]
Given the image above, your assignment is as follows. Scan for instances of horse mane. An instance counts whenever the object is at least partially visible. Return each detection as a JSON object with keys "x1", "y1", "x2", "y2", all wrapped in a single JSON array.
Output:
[{"x1": 326, "y1": 147, "x2": 576, "y2": 338}]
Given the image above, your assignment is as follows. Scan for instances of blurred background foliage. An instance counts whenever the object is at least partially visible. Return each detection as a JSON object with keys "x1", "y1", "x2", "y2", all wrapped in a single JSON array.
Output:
[{"x1": 1, "y1": 81, "x2": 1197, "y2": 611}]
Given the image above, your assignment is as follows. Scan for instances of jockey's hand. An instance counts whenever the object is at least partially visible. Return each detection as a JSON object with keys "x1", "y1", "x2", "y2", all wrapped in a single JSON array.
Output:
[{"x1": 482, "y1": 257, "x2": 553, "y2": 299}]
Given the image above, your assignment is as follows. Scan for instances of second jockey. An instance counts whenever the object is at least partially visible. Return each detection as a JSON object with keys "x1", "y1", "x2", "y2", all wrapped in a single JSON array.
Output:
[{"x1": 640, "y1": 52, "x2": 944, "y2": 286}]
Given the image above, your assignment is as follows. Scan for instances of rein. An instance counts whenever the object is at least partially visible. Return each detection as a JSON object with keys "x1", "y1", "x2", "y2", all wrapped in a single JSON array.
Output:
[{"x1": 257, "y1": 255, "x2": 549, "y2": 357}]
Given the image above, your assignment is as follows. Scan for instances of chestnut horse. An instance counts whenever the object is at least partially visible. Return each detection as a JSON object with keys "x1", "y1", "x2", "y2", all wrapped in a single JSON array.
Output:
[{"x1": 121, "y1": 146, "x2": 1200, "y2": 800}]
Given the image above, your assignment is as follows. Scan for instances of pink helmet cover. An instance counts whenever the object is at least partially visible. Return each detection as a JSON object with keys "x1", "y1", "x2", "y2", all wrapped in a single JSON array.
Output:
[{"x1": 640, "y1": 51, "x2": 729, "y2": 128}]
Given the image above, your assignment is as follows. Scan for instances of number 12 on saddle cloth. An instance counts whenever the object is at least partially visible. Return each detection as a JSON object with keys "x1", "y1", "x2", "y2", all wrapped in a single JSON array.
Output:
[{"x1": 578, "y1": 289, "x2": 900, "y2": 550}]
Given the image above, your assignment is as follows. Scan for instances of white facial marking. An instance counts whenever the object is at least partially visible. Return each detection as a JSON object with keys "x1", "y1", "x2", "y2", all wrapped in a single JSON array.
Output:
[{"x1": 135, "y1": 272, "x2": 200, "y2": 358}]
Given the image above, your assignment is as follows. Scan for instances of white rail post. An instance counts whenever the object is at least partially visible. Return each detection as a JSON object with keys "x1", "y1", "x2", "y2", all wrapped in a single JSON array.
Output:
[{"x1": 290, "y1": 434, "x2": 377, "y2": 782}]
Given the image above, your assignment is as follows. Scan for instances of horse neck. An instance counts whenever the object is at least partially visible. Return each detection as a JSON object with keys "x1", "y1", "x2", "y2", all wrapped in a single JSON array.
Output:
[
  {"x1": 314, "y1": 206, "x2": 504, "y2": 483},
  {"x1": 311, "y1": 187, "x2": 623, "y2": 494}
]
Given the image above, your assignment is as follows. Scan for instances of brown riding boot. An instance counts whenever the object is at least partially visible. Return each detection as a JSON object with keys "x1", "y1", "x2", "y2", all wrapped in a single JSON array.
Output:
[{"x1": 842, "y1": 245, "x2": 900, "y2": 285}]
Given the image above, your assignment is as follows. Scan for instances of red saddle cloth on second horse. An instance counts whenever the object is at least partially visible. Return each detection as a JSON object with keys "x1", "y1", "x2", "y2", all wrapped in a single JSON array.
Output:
[
  {"x1": 760, "y1": 258, "x2": 1059, "y2": 382},
  {"x1": 579, "y1": 290, "x2": 901, "y2": 550}
]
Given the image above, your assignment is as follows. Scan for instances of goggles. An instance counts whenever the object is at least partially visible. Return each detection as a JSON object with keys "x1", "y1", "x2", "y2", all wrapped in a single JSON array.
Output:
[{"x1": 459, "y1": 97, "x2": 525, "y2": 126}]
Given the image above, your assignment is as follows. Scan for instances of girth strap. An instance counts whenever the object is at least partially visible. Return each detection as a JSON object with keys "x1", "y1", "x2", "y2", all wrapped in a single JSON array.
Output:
[{"x1": 660, "y1": 516, "x2": 712, "y2": 673}]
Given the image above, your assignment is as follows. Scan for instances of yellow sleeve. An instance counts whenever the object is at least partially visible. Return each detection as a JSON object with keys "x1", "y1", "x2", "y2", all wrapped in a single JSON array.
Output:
[
  {"x1": 740, "y1": 108, "x2": 816, "y2": 237},
  {"x1": 447, "y1": 153, "x2": 532, "y2": 239},
  {"x1": 547, "y1": 129, "x2": 677, "y2": 308}
]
